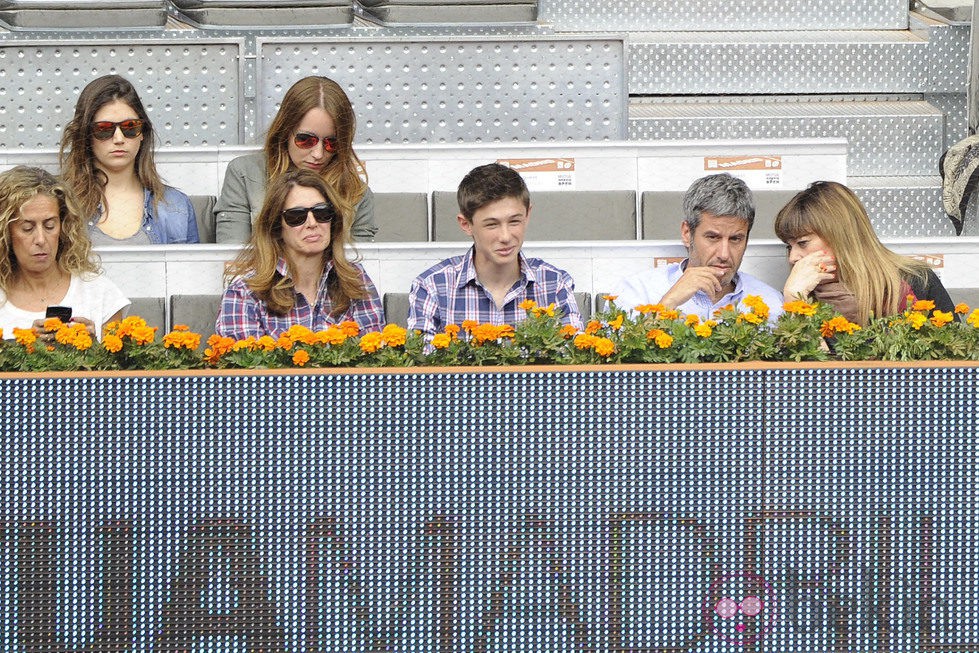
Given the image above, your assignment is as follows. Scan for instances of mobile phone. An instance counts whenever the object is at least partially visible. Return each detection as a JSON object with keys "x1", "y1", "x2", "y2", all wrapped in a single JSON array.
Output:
[{"x1": 45, "y1": 305, "x2": 72, "y2": 322}]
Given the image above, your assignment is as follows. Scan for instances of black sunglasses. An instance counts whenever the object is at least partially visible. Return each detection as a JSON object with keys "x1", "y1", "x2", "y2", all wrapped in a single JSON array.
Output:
[
  {"x1": 91, "y1": 119, "x2": 145, "y2": 140},
  {"x1": 293, "y1": 132, "x2": 338, "y2": 152},
  {"x1": 281, "y1": 203, "x2": 336, "y2": 227}
]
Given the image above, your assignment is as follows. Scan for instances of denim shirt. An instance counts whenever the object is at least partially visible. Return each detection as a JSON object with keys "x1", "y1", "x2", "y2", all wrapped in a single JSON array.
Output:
[{"x1": 89, "y1": 186, "x2": 199, "y2": 245}]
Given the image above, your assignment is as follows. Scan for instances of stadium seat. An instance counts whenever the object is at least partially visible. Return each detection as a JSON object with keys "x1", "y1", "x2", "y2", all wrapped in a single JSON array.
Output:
[
  {"x1": 169, "y1": 0, "x2": 352, "y2": 27},
  {"x1": 127, "y1": 296, "x2": 167, "y2": 332},
  {"x1": 372, "y1": 192, "x2": 429, "y2": 242},
  {"x1": 189, "y1": 195, "x2": 217, "y2": 244},
  {"x1": 0, "y1": 0, "x2": 166, "y2": 29},
  {"x1": 432, "y1": 190, "x2": 636, "y2": 241},
  {"x1": 641, "y1": 189, "x2": 798, "y2": 240},
  {"x1": 359, "y1": 0, "x2": 536, "y2": 24},
  {"x1": 170, "y1": 294, "x2": 222, "y2": 339}
]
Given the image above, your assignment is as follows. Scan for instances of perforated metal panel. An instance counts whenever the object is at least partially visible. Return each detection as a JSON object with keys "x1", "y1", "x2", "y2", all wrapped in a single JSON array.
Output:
[
  {"x1": 1, "y1": 367, "x2": 977, "y2": 649},
  {"x1": 257, "y1": 36, "x2": 627, "y2": 143},
  {"x1": 0, "y1": 39, "x2": 243, "y2": 148},
  {"x1": 853, "y1": 177, "x2": 957, "y2": 237},
  {"x1": 539, "y1": 0, "x2": 909, "y2": 31}
]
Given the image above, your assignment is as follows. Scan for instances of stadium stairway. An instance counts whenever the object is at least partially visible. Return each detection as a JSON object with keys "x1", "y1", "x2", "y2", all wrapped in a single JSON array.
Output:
[{"x1": 538, "y1": 0, "x2": 973, "y2": 237}]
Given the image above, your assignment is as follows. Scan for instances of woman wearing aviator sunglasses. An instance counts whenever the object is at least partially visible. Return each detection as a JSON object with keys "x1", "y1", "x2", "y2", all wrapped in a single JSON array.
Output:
[
  {"x1": 215, "y1": 76, "x2": 378, "y2": 244},
  {"x1": 60, "y1": 75, "x2": 198, "y2": 245},
  {"x1": 215, "y1": 169, "x2": 384, "y2": 340}
]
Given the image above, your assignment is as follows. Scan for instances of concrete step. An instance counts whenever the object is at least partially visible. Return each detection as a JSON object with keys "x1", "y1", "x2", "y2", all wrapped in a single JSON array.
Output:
[{"x1": 628, "y1": 96, "x2": 946, "y2": 176}]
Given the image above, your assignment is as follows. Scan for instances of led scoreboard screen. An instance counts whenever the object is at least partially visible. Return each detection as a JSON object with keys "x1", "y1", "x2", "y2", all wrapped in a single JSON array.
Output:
[{"x1": 1, "y1": 366, "x2": 976, "y2": 651}]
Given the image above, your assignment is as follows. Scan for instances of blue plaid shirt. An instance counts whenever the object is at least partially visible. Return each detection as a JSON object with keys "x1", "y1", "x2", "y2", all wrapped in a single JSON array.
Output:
[
  {"x1": 407, "y1": 248, "x2": 583, "y2": 337},
  {"x1": 216, "y1": 258, "x2": 384, "y2": 340}
]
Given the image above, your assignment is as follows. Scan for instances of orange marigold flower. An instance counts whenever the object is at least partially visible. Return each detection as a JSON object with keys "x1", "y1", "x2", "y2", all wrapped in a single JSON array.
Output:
[
  {"x1": 585, "y1": 320, "x2": 602, "y2": 335},
  {"x1": 172, "y1": 324, "x2": 190, "y2": 332},
  {"x1": 601, "y1": 294, "x2": 618, "y2": 302},
  {"x1": 461, "y1": 320, "x2": 478, "y2": 334},
  {"x1": 592, "y1": 337, "x2": 615, "y2": 357},
  {"x1": 656, "y1": 309, "x2": 680, "y2": 321},
  {"x1": 532, "y1": 303, "x2": 556, "y2": 318},
  {"x1": 694, "y1": 323, "x2": 713, "y2": 338},
  {"x1": 130, "y1": 326, "x2": 157, "y2": 346},
  {"x1": 559, "y1": 324, "x2": 578, "y2": 339},
  {"x1": 741, "y1": 312, "x2": 764, "y2": 325},
  {"x1": 232, "y1": 337, "x2": 257, "y2": 352},
  {"x1": 704, "y1": 319, "x2": 717, "y2": 328},
  {"x1": 444, "y1": 324, "x2": 461, "y2": 339},
  {"x1": 13, "y1": 328, "x2": 36, "y2": 348},
  {"x1": 684, "y1": 314, "x2": 700, "y2": 326},
  {"x1": 318, "y1": 326, "x2": 347, "y2": 346},
  {"x1": 955, "y1": 303, "x2": 970, "y2": 315},
  {"x1": 911, "y1": 299, "x2": 935, "y2": 313},
  {"x1": 930, "y1": 310, "x2": 954, "y2": 328},
  {"x1": 608, "y1": 314, "x2": 624, "y2": 331},
  {"x1": 783, "y1": 300, "x2": 818, "y2": 316},
  {"x1": 653, "y1": 331, "x2": 673, "y2": 349},
  {"x1": 634, "y1": 304, "x2": 663, "y2": 315},
  {"x1": 256, "y1": 335, "x2": 277, "y2": 352},
  {"x1": 820, "y1": 316, "x2": 860, "y2": 338},
  {"x1": 519, "y1": 299, "x2": 537, "y2": 311},
  {"x1": 906, "y1": 312, "x2": 927, "y2": 330},
  {"x1": 55, "y1": 325, "x2": 76, "y2": 346},
  {"x1": 43, "y1": 317, "x2": 64, "y2": 332},
  {"x1": 73, "y1": 331, "x2": 93, "y2": 351},
  {"x1": 968, "y1": 309, "x2": 979, "y2": 328},
  {"x1": 103, "y1": 334, "x2": 124, "y2": 353},
  {"x1": 431, "y1": 333, "x2": 452, "y2": 349},
  {"x1": 359, "y1": 332, "x2": 384, "y2": 353},
  {"x1": 163, "y1": 329, "x2": 201, "y2": 351},
  {"x1": 339, "y1": 321, "x2": 360, "y2": 337},
  {"x1": 277, "y1": 334, "x2": 294, "y2": 350},
  {"x1": 381, "y1": 324, "x2": 408, "y2": 347},
  {"x1": 292, "y1": 349, "x2": 310, "y2": 366},
  {"x1": 573, "y1": 333, "x2": 597, "y2": 350}
]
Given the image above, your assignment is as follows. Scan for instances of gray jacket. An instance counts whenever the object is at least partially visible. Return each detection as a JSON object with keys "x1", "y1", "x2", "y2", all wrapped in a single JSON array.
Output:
[{"x1": 214, "y1": 151, "x2": 378, "y2": 243}]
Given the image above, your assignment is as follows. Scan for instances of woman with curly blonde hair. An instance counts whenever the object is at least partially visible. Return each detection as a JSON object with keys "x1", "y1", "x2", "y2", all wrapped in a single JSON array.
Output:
[
  {"x1": 776, "y1": 180, "x2": 954, "y2": 325},
  {"x1": 0, "y1": 166, "x2": 129, "y2": 339},
  {"x1": 215, "y1": 169, "x2": 383, "y2": 339},
  {"x1": 215, "y1": 76, "x2": 377, "y2": 243}
]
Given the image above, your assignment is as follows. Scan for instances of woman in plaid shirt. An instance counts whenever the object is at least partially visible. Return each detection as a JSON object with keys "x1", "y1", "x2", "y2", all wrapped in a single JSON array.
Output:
[{"x1": 215, "y1": 169, "x2": 384, "y2": 340}]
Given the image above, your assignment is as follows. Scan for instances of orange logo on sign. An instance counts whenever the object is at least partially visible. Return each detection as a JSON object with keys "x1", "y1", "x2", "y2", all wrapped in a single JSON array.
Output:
[
  {"x1": 497, "y1": 158, "x2": 575, "y2": 172},
  {"x1": 704, "y1": 156, "x2": 782, "y2": 171}
]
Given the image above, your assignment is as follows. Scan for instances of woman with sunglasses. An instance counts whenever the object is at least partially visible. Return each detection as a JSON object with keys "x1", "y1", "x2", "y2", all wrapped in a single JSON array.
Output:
[
  {"x1": 776, "y1": 180, "x2": 954, "y2": 325},
  {"x1": 60, "y1": 74, "x2": 198, "y2": 245},
  {"x1": 215, "y1": 169, "x2": 384, "y2": 340},
  {"x1": 215, "y1": 76, "x2": 378, "y2": 244}
]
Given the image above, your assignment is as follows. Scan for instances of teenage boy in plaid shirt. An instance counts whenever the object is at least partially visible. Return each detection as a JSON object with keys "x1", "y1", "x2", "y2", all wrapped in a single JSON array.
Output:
[{"x1": 408, "y1": 163, "x2": 583, "y2": 337}]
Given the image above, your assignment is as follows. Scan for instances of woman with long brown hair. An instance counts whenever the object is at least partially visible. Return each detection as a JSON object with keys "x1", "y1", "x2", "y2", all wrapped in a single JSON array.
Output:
[
  {"x1": 60, "y1": 74, "x2": 198, "y2": 245},
  {"x1": 215, "y1": 76, "x2": 377, "y2": 243},
  {"x1": 776, "y1": 181, "x2": 954, "y2": 324},
  {"x1": 215, "y1": 169, "x2": 383, "y2": 339}
]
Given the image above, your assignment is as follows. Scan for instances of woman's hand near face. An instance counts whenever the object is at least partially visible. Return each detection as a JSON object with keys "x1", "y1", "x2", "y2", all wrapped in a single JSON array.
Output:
[{"x1": 783, "y1": 250, "x2": 836, "y2": 300}]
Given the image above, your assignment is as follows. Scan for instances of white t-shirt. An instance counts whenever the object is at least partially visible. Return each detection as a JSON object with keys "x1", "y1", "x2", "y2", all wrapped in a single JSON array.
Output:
[{"x1": 0, "y1": 273, "x2": 130, "y2": 341}]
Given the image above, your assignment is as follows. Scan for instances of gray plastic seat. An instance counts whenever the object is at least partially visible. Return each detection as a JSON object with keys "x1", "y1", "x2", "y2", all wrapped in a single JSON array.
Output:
[
  {"x1": 0, "y1": 0, "x2": 166, "y2": 29},
  {"x1": 641, "y1": 189, "x2": 799, "y2": 240},
  {"x1": 433, "y1": 190, "x2": 636, "y2": 242},
  {"x1": 170, "y1": 0, "x2": 352, "y2": 27},
  {"x1": 127, "y1": 297, "x2": 167, "y2": 332},
  {"x1": 189, "y1": 195, "x2": 217, "y2": 244},
  {"x1": 359, "y1": 0, "x2": 536, "y2": 24},
  {"x1": 169, "y1": 294, "x2": 223, "y2": 339},
  {"x1": 373, "y1": 192, "x2": 429, "y2": 242}
]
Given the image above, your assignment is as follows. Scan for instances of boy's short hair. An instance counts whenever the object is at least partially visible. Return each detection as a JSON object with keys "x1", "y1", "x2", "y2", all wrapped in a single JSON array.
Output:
[{"x1": 456, "y1": 163, "x2": 531, "y2": 221}]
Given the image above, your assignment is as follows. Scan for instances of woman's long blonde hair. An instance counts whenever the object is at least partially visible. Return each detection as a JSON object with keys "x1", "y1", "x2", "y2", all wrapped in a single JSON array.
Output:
[
  {"x1": 0, "y1": 166, "x2": 99, "y2": 295},
  {"x1": 59, "y1": 74, "x2": 165, "y2": 220},
  {"x1": 264, "y1": 76, "x2": 367, "y2": 215},
  {"x1": 224, "y1": 169, "x2": 367, "y2": 316},
  {"x1": 775, "y1": 181, "x2": 928, "y2": 324}
]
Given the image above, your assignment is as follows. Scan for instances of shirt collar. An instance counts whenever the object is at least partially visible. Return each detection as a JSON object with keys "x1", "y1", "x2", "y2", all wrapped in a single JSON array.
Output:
[{"x1": 457, "y1": 246, "x2": 533, "y2": 289}]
